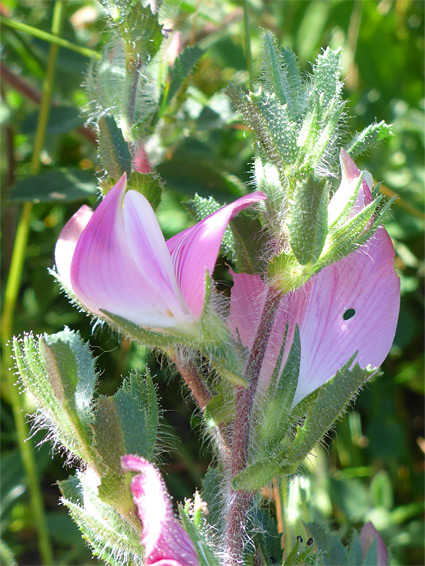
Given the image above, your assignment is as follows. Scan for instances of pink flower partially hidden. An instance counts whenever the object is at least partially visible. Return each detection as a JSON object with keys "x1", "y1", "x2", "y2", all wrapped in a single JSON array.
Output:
[
  {"x1": 122, "y1": 455, "x2": 199, "y2": 566},
  {"x1": 229, "y1": 151, "x2": 400, "y2": 406},
  {"x1": 55, "y1": 175, "x2": 265, "y2": 333},
  {"x1": 359, "y1": 522, "x2": 388, "y2": 565}
]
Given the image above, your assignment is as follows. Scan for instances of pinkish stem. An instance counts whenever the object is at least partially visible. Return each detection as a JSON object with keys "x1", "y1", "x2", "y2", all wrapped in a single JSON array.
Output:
[{"x1": 225, "y1": 287, "x2": 281, "y2": 564}]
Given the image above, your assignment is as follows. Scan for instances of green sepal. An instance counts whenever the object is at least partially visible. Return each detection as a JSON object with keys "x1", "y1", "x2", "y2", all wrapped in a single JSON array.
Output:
[
  {"x1": 204, "y1": 381, "x2": 235, "y2": 427},
  {"x1": 231, "y1": 457, "x2": 290, "y2": 492},
  {"x1": 261, "y1": 32, "x2": 304, "y2": 120},
  {"x1": 257, "y1": 327, "x2": 300, "y2": 450},
  {"x1": 179, "y1": 505, "x2": 221, "y2": 566},
  {"x1": 12, "y1": 329, "x2": 98, "y2": 462},
  {"x1": 158, "y1": 45, "x2": 205, "y2": 119},
  {"x1": 346, "y1": 121, "x2": 393, "y2": 160},
  {"x1": 226, "y1": 84, "x2": 296, "y2": 180},
  {"x1": 328, "y1": 174, "x2": 364, "y2": 229},
  {"x1": 289, "y1": 175, "x2": 328, "y2": 265},
  {"x1": 119, "y1": 1, "x2": 163, "y2": 62},
  {"x1": 268, "y1": 251, "x2": 311, "y2": 295},
  {"x1": 98, "y1": 116, "x2": 132, "y2": 181},
  {"x1": 251, "y1": 507, "x2": 283, "y2": 565},
  {"x1": 254, "y1": 155, "x2": 287, "y2": 225},
  {"x1": 312, "y1": 47, "x2": 343, "y2": 115},
  {"x1": 126, "y1": 170, "x2": 163, "y2": 209},
  {"x1": 100, "y1": 310, "x2": 198, "y2": 348},
  {"x1": 59, "y1": 472, "x2": 143, "y2": 566},
  {"x1": 230, "y1": 212, "x2": 268, "y2": 274},
  {"x1": 92, "y1": 370, "x2": 158, "y2": 474},
  {"x1": 288, "y1": 359, "x2": 378, "y2": 466},
  {"x1": 319, "y1": 195, "x2": 392, "y2": 269}
]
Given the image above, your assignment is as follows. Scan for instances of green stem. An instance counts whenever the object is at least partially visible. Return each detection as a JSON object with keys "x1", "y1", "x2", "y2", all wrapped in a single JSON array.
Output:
[
  {"x1": 1, "y1": 2, "x2": 66, "y2": 564},
  {"x1": 243, "y1": 0, "x2": 253, "y2": 89},
  {"x1": 0, "y1": 15, "x2": 101, "y2": 59},
  {"x1": 280, "y1": 475, "x2": 292, "y2": 562}
]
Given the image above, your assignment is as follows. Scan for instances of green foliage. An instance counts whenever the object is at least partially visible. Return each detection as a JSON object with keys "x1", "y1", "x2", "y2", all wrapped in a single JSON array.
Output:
[
  {"x1": 98, "y1": 116, "x2": 132, "y2": 179},
  {"x1": 13, "y1": 328, "x2": 98, "y2": 462},
  {"x1": 8, "y1": 168, "x2": 97, "y2": 203},
  {"x1": 160, "y1": 45, "x2": 205, "y2": 114},
  {"x1": 2, "y1": 0, "x2": 423, "y2": 564},
  {"x1": 179, "y1": 503, "x2": 221, "y2": 566},
  {"x1": 59, "y1": 473, "x2": 143, "y2": 566},
  {"x1": 288, "y1": 361, "x2": 377, "y2": 466}
]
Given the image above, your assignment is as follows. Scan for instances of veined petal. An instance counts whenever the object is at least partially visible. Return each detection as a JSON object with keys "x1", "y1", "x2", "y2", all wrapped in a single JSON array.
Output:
[
  {"x1": 167, "y1": 192, "x2": 266, "y2": 318},
  {"x1": 121, "y1": 455, "x2": 198, "y2": 566},
  {"x1": 230, "y1": 227, "x2": 399, "y2": 406},
  {"x1": 70, "y1": 175, "x2": 194, "y2": 329},
  {"x1": 328, "y1": 149, "x2": 373, "y2": 224},
  {"x1": 55, "y1": 205, "x2": 93, "y2": 292}
]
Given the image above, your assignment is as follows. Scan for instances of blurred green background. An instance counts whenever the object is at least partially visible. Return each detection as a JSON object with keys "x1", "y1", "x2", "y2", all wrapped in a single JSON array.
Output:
[{"x1": 1, "y1": 1, "x2": 423, "y2": 565}]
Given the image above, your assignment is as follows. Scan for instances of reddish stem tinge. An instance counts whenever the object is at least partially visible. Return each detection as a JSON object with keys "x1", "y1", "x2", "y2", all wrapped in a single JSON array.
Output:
[{"x1": 225, "y1": 286, "x2": 281, "y2": 564}]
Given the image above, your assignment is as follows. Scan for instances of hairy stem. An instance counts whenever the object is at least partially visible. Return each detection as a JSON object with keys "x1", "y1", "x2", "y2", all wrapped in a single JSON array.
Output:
[
  {"x1": 170, "y1": 351, "x2": 212, "y2": 410},
  {"x1": 225, "y1": 287, "x2": 282, "y2": 564},
  {"x1": 168, "y1": 350, "x2": 232, "y2": 460},
  {"x1": 1, "y1": 2, "x2": 65, "y2": 563}
]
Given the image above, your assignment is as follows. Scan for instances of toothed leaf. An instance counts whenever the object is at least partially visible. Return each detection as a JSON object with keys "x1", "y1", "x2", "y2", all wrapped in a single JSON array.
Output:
[
  {"x1": 98, "y1": 116, "x2": 132, "y2": 180},
  {"x1": 288, "y1": 361, "x2": 377, "y2": 465},
  {"x1": 346, "y1": 121, "x2": 393, "y2": 160},
  {"x1": 12, "y1": 329, "x2": 98, "y2": 461}
]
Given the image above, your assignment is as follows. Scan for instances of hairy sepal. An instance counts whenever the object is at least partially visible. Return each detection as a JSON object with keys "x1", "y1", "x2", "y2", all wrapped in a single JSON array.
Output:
[
  {"x1": 179, "y1": 503, "x2": 221, "y2": 566},
  {"x1": 289, "y1": 175, "x2": 328, "y2": 265},
  {"x1": 257, "y1": 327, "x2": 301, "y2": 450},
  {"x1": 12, "y1": 329, "x2": 98, "y2": 462},
  {"x1": 287, "y1": 359, "x2": 378, "y2": 466},
  {"x1": 98, "y1": 116, "x2": 132, "y2": 180},
  {"x1": 59, "y1": 472, "x2": 143, "y2": 566},
  {"x1": 346, "y1": 120, "x2": 394, "y2": 160}
]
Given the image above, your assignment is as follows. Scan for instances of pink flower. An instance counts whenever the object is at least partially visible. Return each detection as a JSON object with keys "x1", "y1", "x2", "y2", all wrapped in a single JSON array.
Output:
[
  {"x1": 55, "y1": 174, "x2": 265, "y2": 333},
  {"x1": 121, "y1": 455, "x2": 199, "y2": 566},
  {"x1": 229, "y1": 151, "x2": 400, "y2": 406},
  {"x1": 359, "y1": 522, "x2": 388, "y2": 565}
]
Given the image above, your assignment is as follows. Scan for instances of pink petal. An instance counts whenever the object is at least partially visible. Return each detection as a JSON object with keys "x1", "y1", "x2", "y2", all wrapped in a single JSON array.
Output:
[
  {"x1": 121, "y1": 455, "x2": 198, "y2": 566},
  {"x1": 360, "y1": 522, "x2": 388, "y2": 565},
  {"x1": 70, "y1": 175, "x2": 194, "y2": 329},
  {"x1": 229, "y1": 228, "x2": 400, "y2": 406},
  {"x1": 133, "y1": 143, "x2": 151, "y2": 174},
  {"x1": 166, "y1": 192, "x2": 266, "y2": 318},
  {"x1": 328, "y1": 149, "x2": 373, "y2": 223},
  {"x1": 55, "y1": 205, "x2": 93, "y2": 292}
]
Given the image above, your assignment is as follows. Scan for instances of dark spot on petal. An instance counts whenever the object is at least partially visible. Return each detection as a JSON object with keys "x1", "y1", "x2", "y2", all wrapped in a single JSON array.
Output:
[{"x1": 343, "y1": 308, "x2": 356, "y2": 320}]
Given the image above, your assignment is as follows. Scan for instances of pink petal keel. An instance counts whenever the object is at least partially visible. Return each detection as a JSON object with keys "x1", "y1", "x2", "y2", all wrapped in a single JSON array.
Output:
[
  {"x1": 360, "y1": 522, "x2": 388, "y2": 565},
  {"x1": 70, "y1": 175, "x2": 195, "y2": 329},
  {"x1": 55, "y1": 205, "x2": 93, "y2": 292},
  {"x1": 121, "y1": 455, "x2": 198, "y2": 566},
  {"x1": 167, "y1": 192, "x2": 266, "y2": 318},
  {"x1": 229, "y1": 228, "x2": 400, "y2": 406}
]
